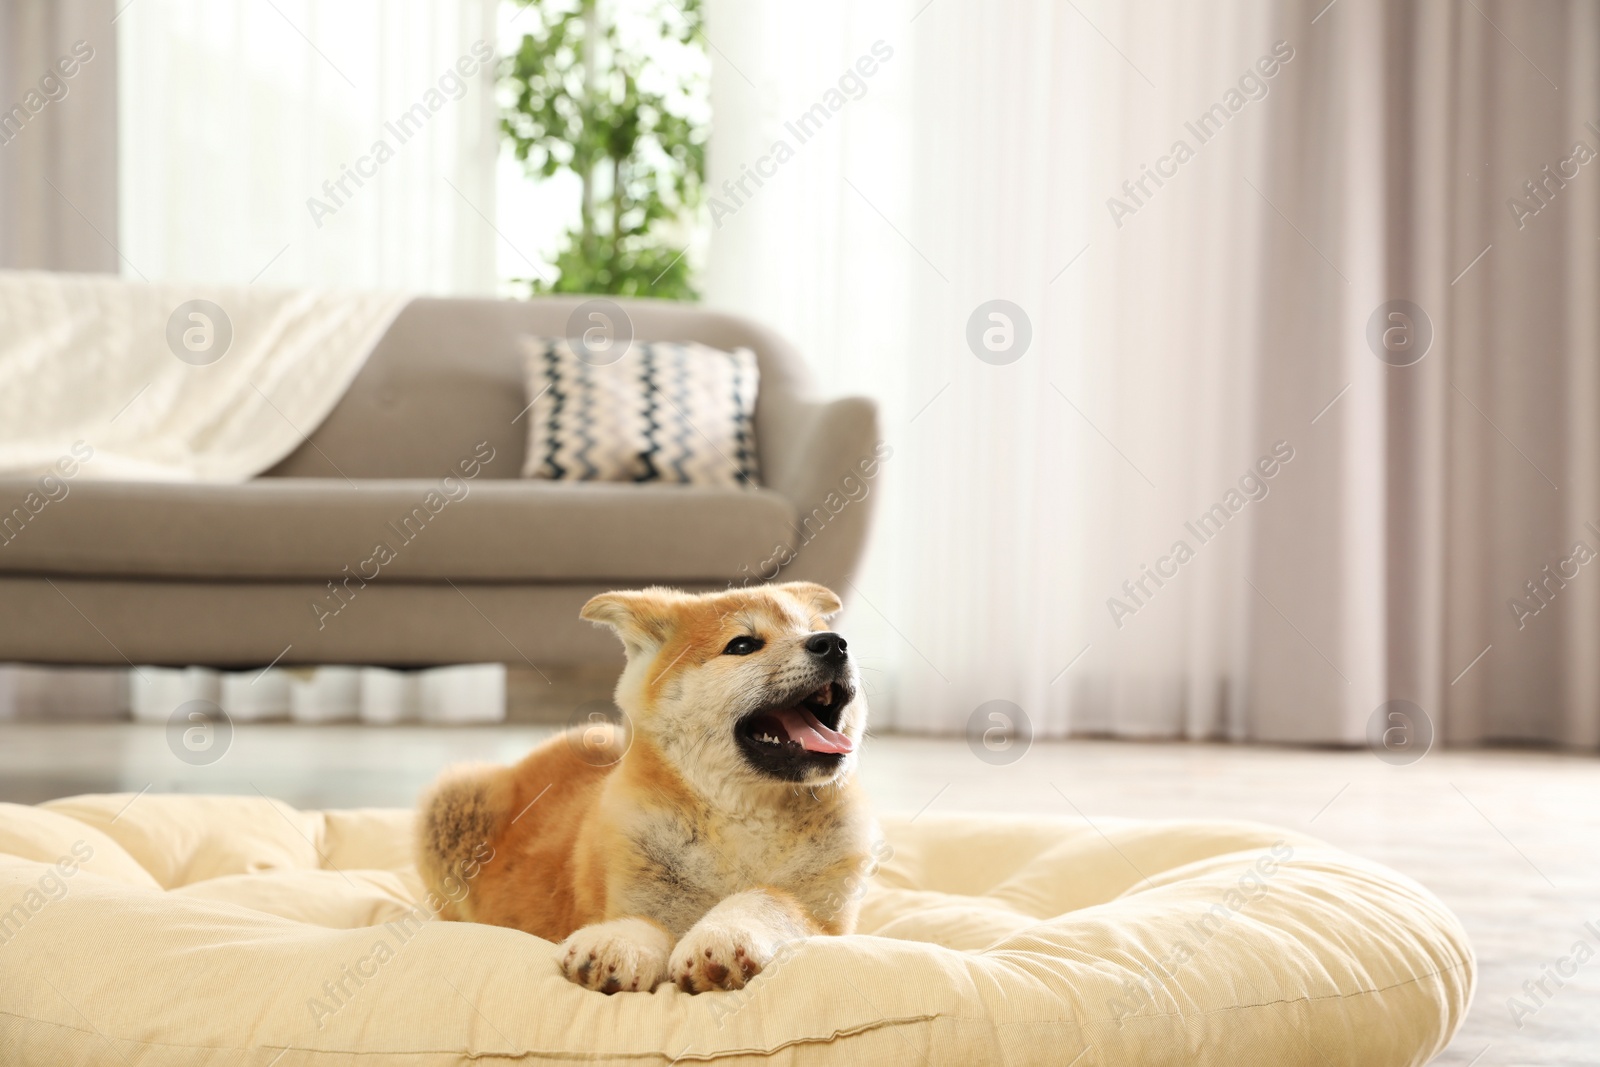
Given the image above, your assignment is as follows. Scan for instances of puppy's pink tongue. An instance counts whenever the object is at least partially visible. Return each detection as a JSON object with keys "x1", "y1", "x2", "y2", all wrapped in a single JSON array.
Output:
[{"x1": 773, "y1": 706, "x2": 854, "y2": 754}]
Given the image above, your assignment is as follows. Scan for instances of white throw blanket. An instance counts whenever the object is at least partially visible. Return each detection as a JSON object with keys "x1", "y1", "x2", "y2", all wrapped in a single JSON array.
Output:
[{"x1": 0, "y1": 271, "x2": 411, "y2": 482}]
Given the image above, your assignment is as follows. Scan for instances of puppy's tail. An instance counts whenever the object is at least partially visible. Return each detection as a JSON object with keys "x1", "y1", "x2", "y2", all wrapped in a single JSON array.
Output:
[{"x1": 415, "y1": 761, "x2": 512, "y2": 921}]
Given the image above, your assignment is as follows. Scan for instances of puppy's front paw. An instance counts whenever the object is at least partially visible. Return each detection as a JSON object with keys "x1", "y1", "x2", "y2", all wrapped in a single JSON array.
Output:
[
  {"x1": 668, "y1": 922, "x2": 778, "y2": 993},
  {"x1": 559, "y1": 917, "x2": 672, "y2": 993}
]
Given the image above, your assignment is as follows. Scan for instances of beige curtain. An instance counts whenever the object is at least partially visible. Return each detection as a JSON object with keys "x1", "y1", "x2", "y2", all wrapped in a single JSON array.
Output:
[
  {"x1": 1246, "y1": 1, "x2": 1600, "y2": 748},
  {"x1": 0, "y1": 0, "x2": 118, "y2": 272},
  {"x1": 708, "y1": 0, "x2": 1600, "y2": 750}
]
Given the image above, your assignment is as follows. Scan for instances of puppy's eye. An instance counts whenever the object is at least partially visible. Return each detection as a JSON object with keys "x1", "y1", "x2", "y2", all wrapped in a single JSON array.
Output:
[{"x1": 722, "y1": 636, "x2": 764, "y2": 656}]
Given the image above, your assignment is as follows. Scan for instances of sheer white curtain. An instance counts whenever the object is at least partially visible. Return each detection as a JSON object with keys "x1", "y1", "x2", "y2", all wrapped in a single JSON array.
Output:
[
  {"x1": 707, "y1": 0, "x2": 1600, "y2": 749},
  {"x1": 117, "y1": 0, "x2": 499, "y2": 292}
]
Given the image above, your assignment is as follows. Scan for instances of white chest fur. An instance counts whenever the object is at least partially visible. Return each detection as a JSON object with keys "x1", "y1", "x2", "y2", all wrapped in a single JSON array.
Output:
[{"x1": 615, "y1": 799, "x2": 867, "y2": 936}]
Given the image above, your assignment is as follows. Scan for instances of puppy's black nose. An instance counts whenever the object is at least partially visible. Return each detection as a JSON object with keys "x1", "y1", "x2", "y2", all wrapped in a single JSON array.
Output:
[{"x1": 805, "y1": 631, "x2": 848, "y2": 662}]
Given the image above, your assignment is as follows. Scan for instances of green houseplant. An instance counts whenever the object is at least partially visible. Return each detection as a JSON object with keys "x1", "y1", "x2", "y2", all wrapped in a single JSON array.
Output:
[{"x1": 502, "y1": 0, "x2": 707, "y2": 299}]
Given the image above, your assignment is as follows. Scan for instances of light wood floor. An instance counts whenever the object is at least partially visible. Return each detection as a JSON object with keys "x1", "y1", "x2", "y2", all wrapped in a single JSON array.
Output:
[{"x1": 0, "y1": 723, "x2": 1593, "y2": 1065}]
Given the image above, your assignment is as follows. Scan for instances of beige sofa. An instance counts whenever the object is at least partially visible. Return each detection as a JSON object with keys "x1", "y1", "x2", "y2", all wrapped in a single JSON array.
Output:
[{"x1": 0, "y1": 296, "x2": 881, "y2": 668}]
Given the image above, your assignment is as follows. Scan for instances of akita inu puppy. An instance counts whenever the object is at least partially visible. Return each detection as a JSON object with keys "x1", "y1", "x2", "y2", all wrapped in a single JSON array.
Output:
[{"x1": 415, "y1": 582, "x2": 875, "y2": 993}]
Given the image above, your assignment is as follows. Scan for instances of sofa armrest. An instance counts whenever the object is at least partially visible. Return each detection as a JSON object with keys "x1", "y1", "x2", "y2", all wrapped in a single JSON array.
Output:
[{"x1": 760, "y1": 395, "x2": 885, "y2": 593}]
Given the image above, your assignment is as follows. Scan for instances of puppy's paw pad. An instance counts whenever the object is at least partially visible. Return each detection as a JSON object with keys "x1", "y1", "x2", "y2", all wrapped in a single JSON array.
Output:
[
  {"x1": 559, "y1": 919, "x2": 671, "y2": 994},
  {"x1": 668, "y1": 926, "x2": 774, "y2": 993}
]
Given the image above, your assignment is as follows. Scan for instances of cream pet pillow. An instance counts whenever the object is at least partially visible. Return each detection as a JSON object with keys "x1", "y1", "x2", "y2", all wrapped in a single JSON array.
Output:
[{"x1": 0, "y1": 796, "x2": 1475, "y2": 1066}]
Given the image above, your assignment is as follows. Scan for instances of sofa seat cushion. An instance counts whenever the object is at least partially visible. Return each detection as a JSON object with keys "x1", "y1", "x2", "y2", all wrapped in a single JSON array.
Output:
[
  {"x1": 0, "y1": 478, "x2": 797, "y2": 582},
  {"x1": 0, "y1": 795, "x2": 1474, "y2": 1067}
]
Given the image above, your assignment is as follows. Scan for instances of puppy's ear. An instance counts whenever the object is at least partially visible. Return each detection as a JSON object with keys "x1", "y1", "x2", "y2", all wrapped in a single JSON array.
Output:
[
  {"x1": 580, "y1": 588, "x2": 679, "y2": 656},
  {"x1": 777, "y1": 581, "x2": 843, "y2": 620}
]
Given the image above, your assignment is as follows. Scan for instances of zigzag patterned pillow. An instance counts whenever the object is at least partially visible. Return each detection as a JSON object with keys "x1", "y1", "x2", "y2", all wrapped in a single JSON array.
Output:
[{"x1": 518, "y1": 337, "x2": 761, "y2": 487}]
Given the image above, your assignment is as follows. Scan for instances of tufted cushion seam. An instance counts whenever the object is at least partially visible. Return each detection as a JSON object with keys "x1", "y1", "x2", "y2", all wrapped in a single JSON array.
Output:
[{"x1": 0, "y1": 1009, "x2": 943, "y2": 1061}]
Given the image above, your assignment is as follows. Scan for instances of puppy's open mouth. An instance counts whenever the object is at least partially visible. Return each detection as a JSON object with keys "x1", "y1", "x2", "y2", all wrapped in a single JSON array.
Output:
[{"x1": 735, "y1": 682, "x2": 854, "y2": 778}]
